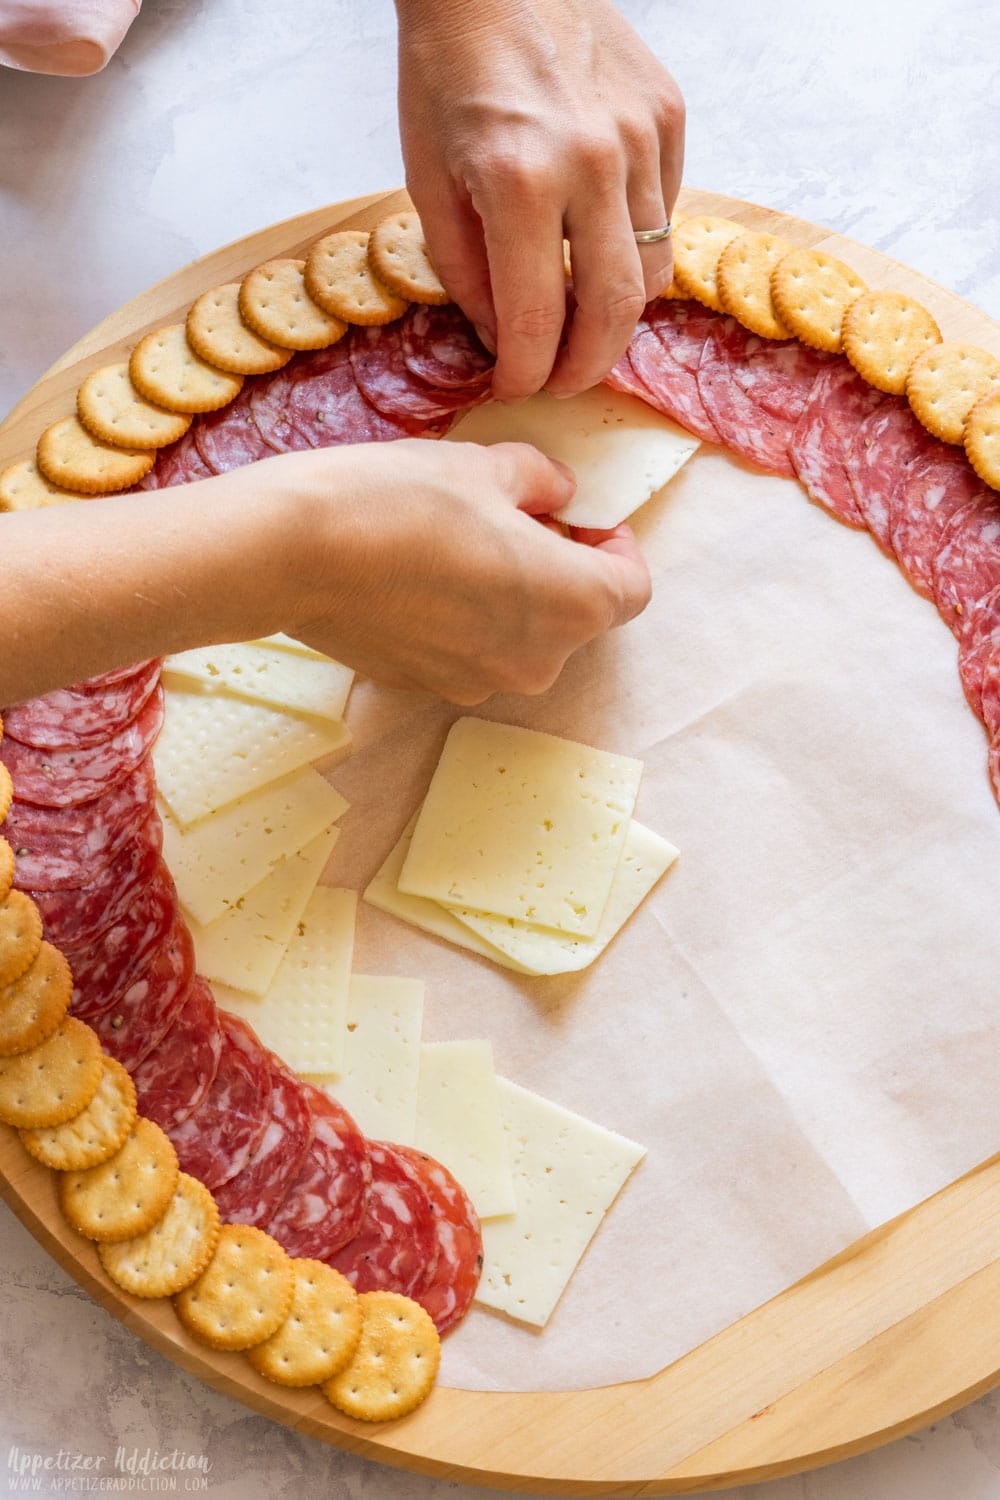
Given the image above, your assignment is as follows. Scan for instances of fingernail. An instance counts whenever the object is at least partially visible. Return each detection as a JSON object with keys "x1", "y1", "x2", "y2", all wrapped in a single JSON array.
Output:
[{"x1": 474, "y1": 323, "x2": 497, "y2": 355}]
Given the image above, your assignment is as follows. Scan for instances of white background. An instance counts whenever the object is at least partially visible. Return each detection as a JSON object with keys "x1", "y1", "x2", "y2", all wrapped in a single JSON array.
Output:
[{"x1": 4, "y1": 1, "x2": 1000, "y2": 1495}]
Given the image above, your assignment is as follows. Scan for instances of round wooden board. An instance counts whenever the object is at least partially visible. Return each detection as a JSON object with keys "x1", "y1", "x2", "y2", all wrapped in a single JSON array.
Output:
[{"x1": 3, "y1": 188, "x2": 1000, "y2": 1496}]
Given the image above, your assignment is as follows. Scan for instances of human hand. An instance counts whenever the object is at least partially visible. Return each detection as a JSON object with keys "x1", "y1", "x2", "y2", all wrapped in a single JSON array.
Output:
[
  {"x1": 395, "y1": 0, "x2": 684, "y2": 401},
  {"x1": 283, "y1": 439, "x2": 652, "y2": 704}
]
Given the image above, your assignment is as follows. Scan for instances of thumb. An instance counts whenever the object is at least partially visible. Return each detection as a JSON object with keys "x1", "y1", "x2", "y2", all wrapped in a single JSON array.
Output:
[{"x1": 575, "y1": 523, "x2": 653, "y2": 627}]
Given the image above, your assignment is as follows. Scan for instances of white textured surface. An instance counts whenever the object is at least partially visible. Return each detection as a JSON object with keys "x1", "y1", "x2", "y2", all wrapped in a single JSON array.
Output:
[{"x1": 5, "y1": 0, "x2": 1000, "y2": 1495}]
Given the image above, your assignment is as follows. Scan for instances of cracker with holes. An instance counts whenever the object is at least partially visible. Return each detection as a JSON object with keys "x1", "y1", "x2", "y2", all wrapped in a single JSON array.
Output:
[
  {"x1": 369, "y1": 211, "x2": 449, "y2": 306},
  {"x1": 0, "y1": 890, "x2": 43, "y2": 991},
  {"x1": 0, "y1": 762, "x2": 11, "y2": 823},
  {"x1": 305, "y1": 230, "x2": 410, "y2": 326},
  {"x1": 36, "y1": 416, "x2": 154, "y2": 495},
  {"x1": 842, "y1": 289, "x2": 942, "y2": 394},
  {"x1": 771, "y1": 247, "x2": 867, "y2": 353},
  {"x1": 907, "y1": 342, "x2": 1000, "y2": 445},
  {"x1": 130, "y1": 326, "x2": 244, "y2": 414},
  {"x1": 59, "y1": 1116, "x2": 178, "y2": 1242},
  {"x1": 0, "y1": 838, "x2": 14, "y2": 903},
  {"x1": 965, "y1": 388, "x2": 1000, "y2": 489},
  {"x1": 0, "y1": 458, "x2": 77, "y2": 512},
  {"x1": 186, "y1": 283, "x2": 293, "y2": 375},
  {"x1": 77, "y1": 364, "x2": 192, "y2": 450},
  {"x1": 671, "y1": 215, "x2": 742, "y2": 312},
  {"x1": 0, "y1": 1015, "x2": 102, "y2": 1128},
  {"x1": 239, "y1": 259, "x2": 347, "y2": 351},
  {"x1": 717, "y1": 231, "x2": 791, "y2": 340},
  {"x1": 174, "y1": 1224, "x2": 294, "y2": 1350},
  {"x1": 323, "y1": 1290, "x2": 440, "y2": 1422},
  {"x1": 20, "y1": 1056, "x2": 137, "y2": 1171},
  {"x1": 0, "y1": 941, "x2": 71, "y2": 1055},
  {"x1": 247, "y1": 1259, "x2": 362, "y2": 1387},
  {"x1": 99, "y1": 1171, "x2": 220, "y2": 1297}
]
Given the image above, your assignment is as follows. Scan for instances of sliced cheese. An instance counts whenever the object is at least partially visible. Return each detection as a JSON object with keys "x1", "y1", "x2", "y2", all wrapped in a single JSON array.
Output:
[
  {"x1": 187, "y1": 824, "x2": 340, "y2": 995},
  {"x1": 164, "y1": 643, "x2": 354, "y2": 722},
  {"x1": 154, "y1": 683, "x2": 350, "y2": 826},
  {"x1": 399, "y1": 718, "x2": 643, "y2": 938},
  {"x1": 158, "y1": 768, "x2": 348, "y2": 925},
  {"x1": 415, "y1": 1040, "x2": 516, "y2": 1218},
  {"x1": 212, "y1": 886, "x2": 357, "y2": 1074},
  {"x1": 451, "y1": 820, "x2": 679, "y2": 975},
  {"x1": 363, "y1": 813, "x2": 534, "y2": 974},
  {"x1": 255, "y1": 632, "x2": 330, "y2": 660},
  {"x1": 447, "y1": 385, "x2": 699, "y2": 529},
  {"x1": 475, "y1": 1077, "x2": 645, "y2": 1328},
  {"x1": 307, "y1": 975, "x2": 425, "y2": 1145}
]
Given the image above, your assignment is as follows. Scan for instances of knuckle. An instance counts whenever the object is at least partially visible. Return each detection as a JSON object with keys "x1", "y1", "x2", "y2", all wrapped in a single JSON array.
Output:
[
  {"x1": 576, "y1": 131, "x2": 623, "y2": 185},
  {"x1": 602, "y1": 285, "x2": 648, "y2": 329},
  {"x1": 506, "y1": 301, "x2": 566, "y2": 343},
  {"x1": 478, "y1": 150, "x2": 555, "y2": 202},
  {"x1": 618, "y1": 114, "x2": 658, "y2": 159},
  {"x1": 656, "y1": 85, "x2": 686, "y2": 137}
]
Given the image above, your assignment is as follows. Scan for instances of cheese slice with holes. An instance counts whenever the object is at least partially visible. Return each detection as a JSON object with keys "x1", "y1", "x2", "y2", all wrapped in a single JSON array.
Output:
[
  {"x1": 164, "y1": 643, "x2": 354, "y2": 721},
  {"x1": 187, "y1": 824, "x2": 340, "y2": 994},
  {"x1": 399, "y1": 718, "x2": 642, "y2": 938},
  {"x1": 475, "y1": 1077, "x2": 645, "y2": 1327},
  {"x1": 415, "y1": 1040, "x2": 516, "y2": 1218},
  {"x1": 306, "y1": 975, "x2": 425, "y2": 1145},
  {"x1": 153, "y1": 683, "x2": 350, "y2": 826},
  {"x1": 158, "y1": 769, "x2": 347, "y2": 925},
  {"x1": 447, "y1": 385, "x2": 699, "y2": 528}
]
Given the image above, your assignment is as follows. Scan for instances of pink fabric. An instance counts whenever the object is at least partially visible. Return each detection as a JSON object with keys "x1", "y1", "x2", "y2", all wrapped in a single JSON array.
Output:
[{"x1": 0, "y1": 0, "x2": 140, "y2": 75}]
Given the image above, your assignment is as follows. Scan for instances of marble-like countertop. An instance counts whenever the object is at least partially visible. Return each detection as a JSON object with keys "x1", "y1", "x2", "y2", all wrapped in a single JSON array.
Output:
[{"x1": 3, "y1": 1, "x2": 1000, "y2": 1495}]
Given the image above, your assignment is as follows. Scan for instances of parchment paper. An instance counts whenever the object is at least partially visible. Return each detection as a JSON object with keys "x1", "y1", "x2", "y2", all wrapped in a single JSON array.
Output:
[{"x1": 322, "y1": 445, "x2": 1000, "y2": 1392}]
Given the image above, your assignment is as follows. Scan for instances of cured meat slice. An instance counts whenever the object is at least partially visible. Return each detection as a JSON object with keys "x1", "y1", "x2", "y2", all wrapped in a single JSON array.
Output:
[
  {"x1": 65, "y1": 858, "x2": 178, "y2": 1019},
  {"x1": 265, "y1": 1081, "x2": 370, "y2": 1260},
  {"x1": 138, "y1": 429, "x2": 212, "y2": 490},
  {"x1": 131, "y1": 976, "x2": 223, "y2": 1132},
  {"x1": 603, "y1": 350, "x2": 659, "y2": 406},
  {"x1": 400, "y1": 304, "x2": 494, "y2": 391},
  {"x1": 990, "y1": 736, "x2": 1000, "y2": 806},
  {"x1": 393, "y1": 1144, "x2": 482, "y2": 1335},
  {"x1": 87, "y1": 908, "x2": 196, "y2": 1071},
  {"x1": 194, "y1": 383, "x2": 274, "y2": 473},
  {"x1": 67, "y1": 660, "x2": 160, "y2": 694},
  {"x1": 0, "y1": 687, "x2": 164, "y2": 808},
  {"x1": 626, "y1": 301, "x2": 721, "y2": 443},
  {"x1": 932, "y1": 489, "x2": 1000, "y2": 637},
  {"x1": 3, "y1": 659, "x2": 161, "y2": 750},
  {"x1": 325, "y1": 1140, "x2": 439, "y2": 1298},
  {"x1": 286, "y1": 340, "x2": 428, "y2": 445},
  {"x1": 789, "y1": 362, "x2": 888, "y2": 529},
  {"x1": 167, "y1": 1011, "x2": 272, "y2": 1191},
  {"x1": 247, "y1": 364, "x2": 312, "y2": 453},
  {"x1": 30, "y1": 811, "x2": 163, "y2": 949},
  {"x1": 844, "y1": 399, "x2": 940, "y2": 555},
  {"x1": 890, "y1": 445, "x2": 985, "y2": 601},
  {"x1": 2, "y1": 757, "x2": 156, "y2": 891},
  {"x1": 213, "y1": 1059, "x2": 315, "y2": 1228},
  {"x1": 351, "y1": 323, "x2": 483, "y2": 425},
  {"x1": 958, "y1": 586, "x2": 1000, "y2": 719},
  {"x1": 978, "y1": 647, "x2": 1000, "y2": 739}
]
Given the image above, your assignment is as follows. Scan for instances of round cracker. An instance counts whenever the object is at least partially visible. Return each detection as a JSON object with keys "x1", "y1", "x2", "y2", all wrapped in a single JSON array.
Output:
[
  {"x1": 0, "y1": 890, "x2": 43, "y2": 991},
  {"x1": 906, "y1": 341, "x2": 1000, "y2": 446},
  {"x1": 323, "y1": 1290, "x2": 440, "y2": 1422},
  {"x1": 964, "y1": 388, "x2": 1000, "y2": 491},
  {"x1": 0, "y1": 457, "x2": 78, "y2": 512},
  {"x1": 369, "y1": 211, "x2": 449, "y2": 306},
  {"x1": 0, "y1": 940, "x2": 71, "y2": 1056},
  {"x1": 36, "y1": 416, "x2": 154, "y2": 496},
  {"x1": 130, "y1": 325, "x2": 244, "y2": 414},
  {"x1": 247, "y1": 1259, "x2": 362, "y2": 1387},
  {"x1": 174, "y1": 1224, "x2": 294, "y2": 1350},
  {"x1": 20, "y1": 1055, "x2": 136, "y2": 1171},
  {"x1": 77, "y1": 363, "x2": 192, "y2": 451},
  {"x1": 186, "y1": 282, "x2": 294, "y2": 375},
  {"x1": 0, "y1": 1014, "x2": 102, "y2": 1128},
  {"x1": 842, "y1": 289, "x2": 942, "y2": 395},
  {"x1": 717, "y1": 231, "x2": 792, "y2": 340},
  {"x1": 99, "y1": 1171, "x2": 219, "y2": 1297},
  {"x1": 305, "y1": 230, "x2": 410, "y2": 327},
  {"x1": 670, "y1": 215, "x2": 743, "y2": 313},
  {"x1": 0, "y1": 761, "x2": 12, "y2": 822},
  {"x1": 0, "y1": 838, "x2": 14, "y2": 903},
  {"x1": 771, "y1": 247, "x2": 867, "y2": 353},
  {"x1": 239, "y1": 260, "x2": 347, "y2": 352},
  {"x1": 58, "y1": 1115, "x2": 179, "y2": 1243}
]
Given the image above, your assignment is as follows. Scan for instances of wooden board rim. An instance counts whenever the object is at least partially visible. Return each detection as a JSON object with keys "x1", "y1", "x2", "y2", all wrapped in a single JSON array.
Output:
[{"x1": 3, "y1": 186, "x2": 1000, "y2": 1494}]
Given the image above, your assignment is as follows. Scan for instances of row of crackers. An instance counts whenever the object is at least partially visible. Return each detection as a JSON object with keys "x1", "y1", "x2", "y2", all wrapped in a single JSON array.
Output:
[
  {"x1": 669, "y1": 212, "x2": 1000, "y2": 488},
  {"x1": 0, "y1": 209, "x2": 448, "y2": 510},
  {"x1": 0, "y1": 735, "x2": 438, "y2": 1423}
]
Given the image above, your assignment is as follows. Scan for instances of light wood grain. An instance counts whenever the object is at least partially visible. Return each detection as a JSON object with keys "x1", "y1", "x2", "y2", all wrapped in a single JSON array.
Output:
[{"x1": 3, "y1": 187, "x2": 1000, "y2": 1496}]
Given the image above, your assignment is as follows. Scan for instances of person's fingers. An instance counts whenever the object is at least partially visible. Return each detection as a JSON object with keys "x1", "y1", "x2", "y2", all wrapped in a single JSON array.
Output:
[
  {"x1": 656, "y1": 81, "x2": 686, "y2": 226},
  {"x1": 408, "y1": 176, "x2": 496, "y2": 348},
  {"x1": 483, "y1": 441, "x2": 577, "y2": 515},
  {"x1": 576, "y1": 522, "x2": 653, "y2": 627},
  {"x1": 627, "y1": 166, "x2": 674, "y2": 305}
]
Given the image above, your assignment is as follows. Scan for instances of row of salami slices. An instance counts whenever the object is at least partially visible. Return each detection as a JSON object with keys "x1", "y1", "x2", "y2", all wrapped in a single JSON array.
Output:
[
  {"x1": 138, "y1": 303, "x2": 494, "y2": 487},
  {"x1": 0, "y1": 663, "x2": 482, "y2": 1337},
  {"x1": 606, "y1": 300, "x2": 1000, "y2": 800}
]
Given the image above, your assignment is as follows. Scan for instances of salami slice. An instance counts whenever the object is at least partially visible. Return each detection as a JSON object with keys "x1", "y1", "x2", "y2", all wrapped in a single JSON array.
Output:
[
  {"x1": 789, "y1": 362, "x2": 889, "y2": 529},
  {"x1": 626, "y1": 301, "x2": 721, "y2": 443},
  {"x1": 139, "y1": 429, "x2": 212, "y2": 490},
  {"x1": 286, "y1": 340, "x2": 428, "y2": 445},
  {"x1": 889, "y1": 445, "x2": 985, "y2": 601},
  {"x1": 400, "y1": 304, "x2": 494, "y2": 391},
  {"x1": 87, "y1": 908, "x2": 196, "y2": 1071},
  {"x1": 65, "y1": 857, "x2": 178, "y2": 1019},
  {"x1": 2, "y1": 757, "x2": 156, "y2": 891},
  {"x1": 194, "y1": 383, "x2": 275, "y2": 473},
  {"x1": 977, "y1": 647, "x2": 1000, "y2": 739},
  {"x1": 932, "y1": 489, "x2": 1000, "y2": 637},
  {"x1": 351, "y1": 323, "x2": 483, "y2": 425},
  {"x1": 958, "y1": 586, "x2": 1000, "y2": 720},
  {"x1": 2, "y1": 659, "x2": 162, "y2": 750},
  {"x1": 731, "y1": 340, "x2": 835, "y2": 424},
  {"x1": 247, "y1": 364, "x2": 312, "y2": 453},
  {"x1": 844, "y1": 399, "x2": 940, "y2": 556},
  {"x1": 990, "y1": 736, "x2": 1000, "y2": 807},
  {"x1": 325, "y1": 1140, "x2": 439, "y2": 1297},
  {"x1": 131, "y1": 976, "x2": 223, "y2": 1131},
  {"x1": 30, "y1": 811, "x2": 163, "y2": 949},
  {"x1": 67, "y1": 660, "x2": 160, "y2": 694},
  {"x1": 698, "y1": 320, "x2": 829, "y2": 476},
  {"x1": 0, "y1": 687, "x2": 163, "y2": 808},
  {"x1": 265, "y1": 1081, "x2": 370, "y2": 1260},
  {"x1": 392, "y1": 1144, "x2": 482, "y2": 1335},
  {"x1": 167, "y1": 1010, "x2": 272, "y2": 1190},
  {"x1": 213, "y1": 1059, "x2": 315, "y2": 1228},
  {"x1": 603, "y1": 350, "x2": 660, "y2": 406}
]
